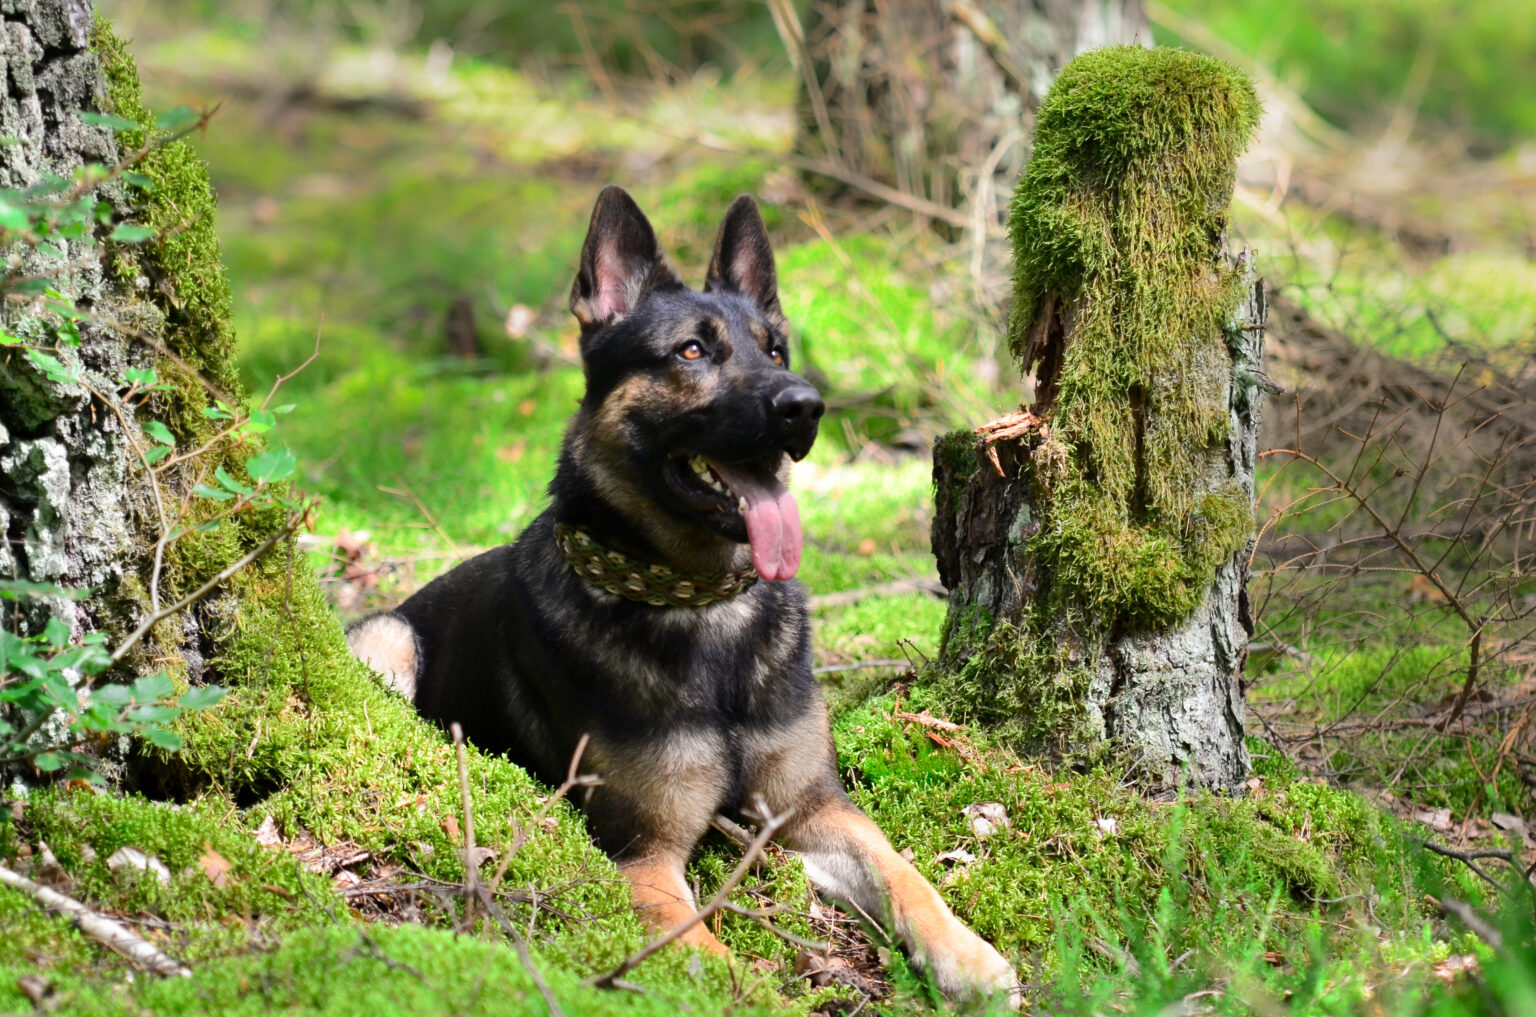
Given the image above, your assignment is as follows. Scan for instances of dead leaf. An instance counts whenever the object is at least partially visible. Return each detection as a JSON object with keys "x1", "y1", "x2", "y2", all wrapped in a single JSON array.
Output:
[
  {"x1": 1263, "y1": 951, "x2": 1284, "y2": 966},
  {"x1": 33, "y1": 841, "x2": 68, "y2": 889},
  {"x1": 857, "y1": 538, "x2": 878, "y2": 556},
  {"x1": 254, "y1": 815, "x2": 283, "y2": 850},
  {"x1": 1095, "y1": 817, "x2": 1120, "y2": 837},
  {"x1": 495, "y1": 440, "x2": 526, "y2": 464},
  {"x1": 465, "y1": 846, "x2": 497, "y2": 869},
  {"x1": 1490, "y1": 812, "x2": 1533, "y2": 846},
  {"x1": 1245, "y1": 776, "x2": 1263, "y2": 791},
  {"x1": 17, "y1": 974, "x2": 51, "y2": 1006},
  {"x1": 199, "y1": 843, "x2": 232, "y2": 889},
  {"x1": 935, "y1": 847, "x2": 977, "y2": 866},
  {"x1": 441, "y1": 815, "x2": 461, "y2": 844},
  {"x1": 1414, "y1": 808, "x2": 1453, "y2": 832},
  {"x1": 106, "y1": 846, "x2": 171, "y2": 885},
  {"x1": 963, "y1": 802, "x2": 1010, "y2": 840},
  {"x1": 1434, "y1": 954, "x2": 1479, "y2": 982},
  {"x1": 333, "y1": 869, "x2": 362, "y2": 890}
]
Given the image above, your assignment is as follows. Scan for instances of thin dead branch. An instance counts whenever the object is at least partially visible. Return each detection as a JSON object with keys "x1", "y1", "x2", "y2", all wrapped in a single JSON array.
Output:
[{"x1": 0, "y1": 863, "x2": 190, "y2": 976}]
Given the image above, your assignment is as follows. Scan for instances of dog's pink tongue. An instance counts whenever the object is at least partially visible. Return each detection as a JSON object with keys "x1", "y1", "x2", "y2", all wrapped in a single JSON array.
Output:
[{"x1": 708, "y1": 462, "x2": 802, "y2": 582}]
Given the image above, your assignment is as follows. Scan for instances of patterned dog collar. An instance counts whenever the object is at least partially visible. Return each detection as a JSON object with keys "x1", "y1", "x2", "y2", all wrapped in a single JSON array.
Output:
[{"x1": 552, "y1": 523, "x2": 758, "y2": 608}]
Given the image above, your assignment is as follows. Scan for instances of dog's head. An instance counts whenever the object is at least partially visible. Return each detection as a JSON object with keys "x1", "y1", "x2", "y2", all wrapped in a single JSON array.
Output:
[{"x1": 561, "y1": 186, "x2": 823, "y2": 582}]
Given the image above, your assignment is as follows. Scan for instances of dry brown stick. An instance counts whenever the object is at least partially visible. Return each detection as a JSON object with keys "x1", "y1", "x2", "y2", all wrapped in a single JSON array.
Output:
[
  {"x1": 590, "y1": 804, "x2": 793, "y2": 990},
  {"x1": 0, "y1": 863, "x2": 190, "y2": 976},
  {"x1": 450, "y1": 722, "x2": 479, "y2": 932},
  {"x1": 108, "y1": 505, "x2": 311, "y2": 666}
]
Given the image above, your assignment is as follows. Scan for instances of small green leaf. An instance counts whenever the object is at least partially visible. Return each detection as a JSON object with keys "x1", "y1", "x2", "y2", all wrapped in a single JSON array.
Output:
[
  {"x1": 79, "y1": 110, "x2": 141, "y2": 132},
  {"x1": 154, "y1": 107, "x2": 200, "y2": 132},
  {"x1": 271, "y1": 404, "x2": 297, "y2": 414},
  {"x1": 109, "y1": 223, "x2": 156, "y2": 243},
  {"x1": 0, "y1": 199, "x2": 26, "y2": 232},
  {"x1": 128, "y1": 704, "x2": 180, "y2": 724},
  {"x1": 42, "y1": 617, "x2": 70, "y2": 649},
  {"x1": 32, "y1": 751, "x2": 68, "y2": 772},
  {"x1": 193, "y1": 484, "x2": 235, "y2": 501},
  {"x1": 124, "y1": 366, "x2": 158, "y2": 387},
  {"x1": 179, "y1": 686, "x2": 228, "y2": 711},
  {"x1": 0, "y1": 579, "x2": 88, "y2": 601},
  {"x1": 122, "y1": 171, "x2": 155, "y2": 190},
  {"x1": 34, "y1": 241, "x2": 63, "y2": 260},
  {"x1": 215, "y1": 465, "x2": 252, "y2": 495},
  {"x1": 142, "y1": 727, "x2": 182, "y2": 751},
  {"x1": 93, "y1": 685, "x2": 132, "y2": 708},
  {"x1": 246, "y1": 447, "x2": 297, "y2": 483},
  {"x1": 131, "y1": 672, "x2": 175, "y2": 702},
  {"x1": 25, "y1": 349, "x2": 78, "y2": 384},
  {"x1": 142, "y1": 445, "x2": 172, "y2": 465},
  {"x1": 0, "y1": 331, "x2": 23, "y2": 346},
  {"x1": 142, "y1": 420, "x2": 175, "y2": 446}
]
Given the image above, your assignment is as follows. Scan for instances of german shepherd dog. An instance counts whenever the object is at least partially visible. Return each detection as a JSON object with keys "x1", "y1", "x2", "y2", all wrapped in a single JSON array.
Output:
[{"x1": 347, "y1": 186, "x2": 1018, "y2": 1008}]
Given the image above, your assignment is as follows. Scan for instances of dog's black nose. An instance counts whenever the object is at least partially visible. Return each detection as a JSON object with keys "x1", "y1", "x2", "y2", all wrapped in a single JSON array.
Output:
[{"x1": 771, "y1": 384, "x2": 824, "y2": 461}]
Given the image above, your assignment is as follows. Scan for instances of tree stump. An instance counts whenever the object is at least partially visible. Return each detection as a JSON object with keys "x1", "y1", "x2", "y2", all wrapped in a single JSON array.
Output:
[{"x1": 927, "y1": 47, "x2": 1266, "y2": 793}]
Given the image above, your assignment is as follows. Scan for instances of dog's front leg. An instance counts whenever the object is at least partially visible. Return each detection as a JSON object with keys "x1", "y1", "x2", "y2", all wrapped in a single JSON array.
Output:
[
  {"x1": 616, "y1": 850, "x2": 730, "y2": 956},
  {"x1": 782, "y1": 798, "x2": 1020, "y2": 1010}
]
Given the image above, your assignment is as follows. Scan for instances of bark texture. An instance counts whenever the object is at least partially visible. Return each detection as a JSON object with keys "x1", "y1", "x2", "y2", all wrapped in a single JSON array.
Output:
[
  {"x1": 0, "y1": 1, "x2": 252, "y2": 782},
  {"x1": 927, "y1": 48, "x2": 1264, "y2": 793},
  {"x1": 0, "y1": 0, "x2": 152, "y2": 642},
  {"x1": 792, "y1": 0, "x2": 1150, "y2": 210}
]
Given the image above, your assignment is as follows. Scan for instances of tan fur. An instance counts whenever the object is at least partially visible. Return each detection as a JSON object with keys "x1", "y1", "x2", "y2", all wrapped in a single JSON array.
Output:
[
  {"x1": 587, "y1": 729, "x2": 729, "y2": 849},
  {"x1": 780, "y1": 800, "x2": 1021, "y2": 1009},
  {"x1": 346, "y1": 615, "x2": 419, "y2": 699},
  {"x1": 619, "y1": 853, "x2": 729, "y2": 955}
]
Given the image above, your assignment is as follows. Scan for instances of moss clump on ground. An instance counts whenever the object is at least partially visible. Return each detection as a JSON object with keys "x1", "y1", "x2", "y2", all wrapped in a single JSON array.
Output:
[
  {"x1": 1008, "y1": 46, "x2": 1260, "y2": 629},
  {"x1": 832, "y1": 691, "x2": 1462, "y2": 1013}
]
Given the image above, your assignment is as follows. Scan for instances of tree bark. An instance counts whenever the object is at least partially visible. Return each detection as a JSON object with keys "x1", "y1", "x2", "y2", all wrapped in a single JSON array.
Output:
[
  {"x1": 0, "y1": 0, "x2": 271, "y2": 785},
  {"x1": 0, "y1": 1, "x2": 149, "y2": 654},
  {"x1": 926, "y1": 48, "x2": 1264, "y2": 793},
  {"x1": 789, "y1": 0, "x2": 1150, "y2": 212}
]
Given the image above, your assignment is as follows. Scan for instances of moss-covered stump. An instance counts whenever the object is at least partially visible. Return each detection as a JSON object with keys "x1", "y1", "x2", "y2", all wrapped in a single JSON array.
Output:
[{"x1": 928, "y1": 47, "x2": 1266, "y2": 792}]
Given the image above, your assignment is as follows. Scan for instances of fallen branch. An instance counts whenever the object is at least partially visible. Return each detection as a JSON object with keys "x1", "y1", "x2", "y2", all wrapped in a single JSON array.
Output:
[
  {"x1": 0, "y1": 863, "x2": 190, "y2": 977},
  {"x1": 1436, "y1": 896, "x2": 1505, "y2": 951},
  {"x1": 591, "y1": 803, "x2": 793, "y2": 990}
]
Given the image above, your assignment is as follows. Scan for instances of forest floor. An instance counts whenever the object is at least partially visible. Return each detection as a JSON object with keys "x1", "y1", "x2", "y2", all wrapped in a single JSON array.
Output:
[{"x1": 2, "y1": 2, "x2": 1534, "y2": 1014}]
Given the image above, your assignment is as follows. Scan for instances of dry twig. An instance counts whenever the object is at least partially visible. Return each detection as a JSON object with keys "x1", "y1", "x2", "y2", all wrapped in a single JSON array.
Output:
[{"x1": 0, "y1": 863, "x2": 190, "y2": 976}]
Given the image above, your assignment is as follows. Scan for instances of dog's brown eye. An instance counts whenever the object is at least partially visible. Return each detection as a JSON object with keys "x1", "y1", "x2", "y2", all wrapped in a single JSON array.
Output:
[
  {"x1": 770, "y1": 347, "x2": 785, "y2": 367},
  {"x1": 679, "y1": 341, "x2": 704, "y2": 361}
]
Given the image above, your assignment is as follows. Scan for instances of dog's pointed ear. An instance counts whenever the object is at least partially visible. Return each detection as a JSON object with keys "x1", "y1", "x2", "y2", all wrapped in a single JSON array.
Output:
[
  {"x1": 705, "y1": 195, "x2": 784, "y2": 326},
  {"x1": 570, "y1": 186, "x2": 682, "y2": 331}
]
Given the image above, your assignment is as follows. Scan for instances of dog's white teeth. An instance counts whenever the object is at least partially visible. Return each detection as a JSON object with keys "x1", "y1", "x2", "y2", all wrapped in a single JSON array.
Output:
[
  {"x1": 690, "y1": 456, "x2": 708, "y2": 476},
  {"x1": 737, "y1": 496, "x2": 748, "y2": 514}
]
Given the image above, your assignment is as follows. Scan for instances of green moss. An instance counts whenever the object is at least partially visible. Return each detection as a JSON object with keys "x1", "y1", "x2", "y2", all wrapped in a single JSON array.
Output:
[
  {"x1": 1007, "y1": 46, "x2": 1260, "y2": 631},
  {"x1": 94, "y1": 18, "x2": 241, "y2": 438},
  {"x1": 831, "y1": 692, "x2": 1438, "y2": 1010}
]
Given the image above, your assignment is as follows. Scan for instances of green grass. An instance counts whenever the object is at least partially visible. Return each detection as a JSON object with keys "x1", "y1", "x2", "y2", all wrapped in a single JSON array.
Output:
[{"x1": 1156, "y1": 0, "x2": 1536, "y2": 150}]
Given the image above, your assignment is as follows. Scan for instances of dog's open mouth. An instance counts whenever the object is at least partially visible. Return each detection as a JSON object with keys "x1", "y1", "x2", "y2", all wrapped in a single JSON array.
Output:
[{"x1": 668, "y1": 454, "x2": 802, "y2": 582}]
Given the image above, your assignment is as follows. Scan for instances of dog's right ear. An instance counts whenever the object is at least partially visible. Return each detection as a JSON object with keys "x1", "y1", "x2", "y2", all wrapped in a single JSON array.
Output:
[{"x1": 570, "y1": 186, "x2": 682, "y2": 332}]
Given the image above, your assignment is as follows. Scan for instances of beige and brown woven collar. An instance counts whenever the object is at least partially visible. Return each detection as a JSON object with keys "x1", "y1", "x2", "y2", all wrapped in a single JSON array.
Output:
[{"x1": 552, "y1": 522, "x2": 757, "y2": 608}]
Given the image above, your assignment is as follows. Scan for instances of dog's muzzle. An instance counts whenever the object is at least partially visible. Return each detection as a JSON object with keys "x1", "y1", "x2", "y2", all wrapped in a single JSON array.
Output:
[{"x1": 771, "y1": 382, "x2": 825, "y2": 461}]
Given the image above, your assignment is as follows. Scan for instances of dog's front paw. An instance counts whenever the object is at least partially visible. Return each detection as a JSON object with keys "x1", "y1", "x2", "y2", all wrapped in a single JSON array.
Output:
[{"x1": 924, "y1": 922, "x2": 1020, "y2": 1012}]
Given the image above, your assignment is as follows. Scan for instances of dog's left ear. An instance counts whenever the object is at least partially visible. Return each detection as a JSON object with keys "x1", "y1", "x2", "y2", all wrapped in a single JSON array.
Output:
[{"x1": 705, "y1": 195, "x2": 784, "y2": 327}]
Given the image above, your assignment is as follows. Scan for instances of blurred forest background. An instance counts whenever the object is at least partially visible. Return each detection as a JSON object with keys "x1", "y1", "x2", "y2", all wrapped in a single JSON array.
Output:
[{"x1": 57, "y1": 0, "x2": 1536, "y2": 1010}]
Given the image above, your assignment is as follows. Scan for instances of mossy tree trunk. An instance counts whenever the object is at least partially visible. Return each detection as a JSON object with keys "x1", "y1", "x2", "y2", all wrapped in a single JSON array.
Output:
[
  {"x1": 791, "y1": 0, "x2": 1150, "y2": 211},
  {"x1": 0, "y1": 0, "x2": 286, "y2": 785},
  {"x1": 927, "y1": 47, "x2": 1266, "y2": 794}
]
